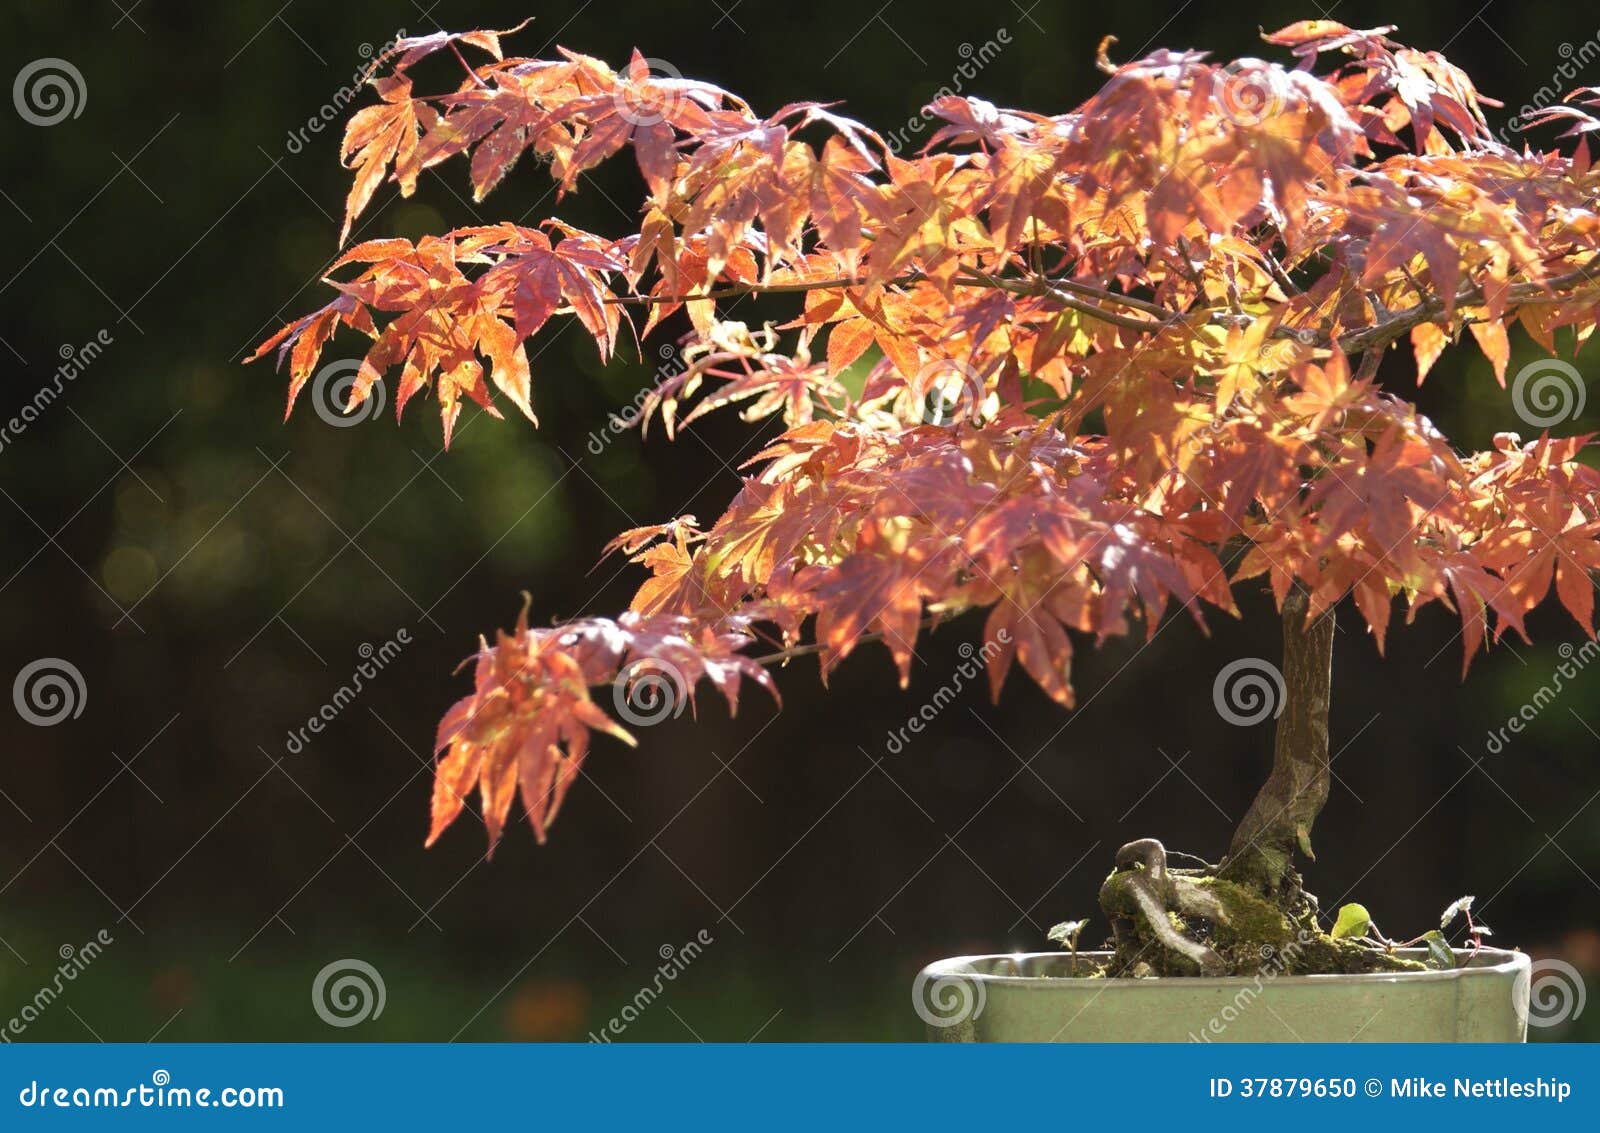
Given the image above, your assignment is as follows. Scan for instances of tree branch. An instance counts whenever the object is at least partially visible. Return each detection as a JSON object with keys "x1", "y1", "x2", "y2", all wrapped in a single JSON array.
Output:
[{"x1": 593, "y1": 254, "x2": 1600, "y2": 358}]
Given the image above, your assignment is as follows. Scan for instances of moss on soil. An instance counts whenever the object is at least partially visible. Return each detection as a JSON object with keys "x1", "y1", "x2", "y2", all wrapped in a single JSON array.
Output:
[{"x1": 1095, "y1": 868, "x2": 1425, "y2": 978}]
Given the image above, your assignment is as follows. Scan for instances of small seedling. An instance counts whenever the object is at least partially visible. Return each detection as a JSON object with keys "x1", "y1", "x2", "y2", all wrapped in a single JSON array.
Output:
[{"x1": 1047, "y1": 919, "x2": 1090, "y2": 976}]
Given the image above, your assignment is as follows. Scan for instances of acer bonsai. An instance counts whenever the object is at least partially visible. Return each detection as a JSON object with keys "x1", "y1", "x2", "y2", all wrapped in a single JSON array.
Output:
[{"x1": 251, "y1": 22, "x2": 1600, "y2": 988}]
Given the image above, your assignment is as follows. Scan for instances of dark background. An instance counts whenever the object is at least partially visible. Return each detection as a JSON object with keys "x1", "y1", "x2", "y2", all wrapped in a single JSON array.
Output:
[{"x1": 1, "y1": 0, "x2": 1597, "y2": 1041}]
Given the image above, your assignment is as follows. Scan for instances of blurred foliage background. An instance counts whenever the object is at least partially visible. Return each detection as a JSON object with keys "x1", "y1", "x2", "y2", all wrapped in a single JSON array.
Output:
[{"x1": 0, "y1": 0, "x2": 1597, "y2": 1042}]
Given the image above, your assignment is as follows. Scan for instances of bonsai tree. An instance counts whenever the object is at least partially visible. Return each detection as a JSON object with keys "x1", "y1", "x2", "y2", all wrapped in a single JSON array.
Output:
[{"x1": 251, "y1": 21, "x2": 1600, "y2": 976}]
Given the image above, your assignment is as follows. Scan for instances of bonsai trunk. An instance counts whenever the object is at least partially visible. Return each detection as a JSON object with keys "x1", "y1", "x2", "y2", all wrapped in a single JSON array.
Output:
[
  {"x1": 1220, "y1": 584, "x2": 1335, "y2": 907},
  {"x1": 1096, "y1": 588, "x2": 1424, "y2": 974}
]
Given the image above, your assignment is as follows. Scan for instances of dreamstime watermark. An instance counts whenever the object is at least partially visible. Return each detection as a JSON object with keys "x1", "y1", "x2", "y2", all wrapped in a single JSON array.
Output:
[
  {"x1": 1212, "y1": 658, "x2": 1285, "y2": 726},
  {"x1": 13, "y1": 58, "x2": 85, "y2": 126},
  {"x1": 1499, "y1": 29, "x2": 1600, "y2": 145},
  {"x1": 304, "y1": 358, "x2": 388, "y2": 427},
  {"x1": 0, "y1": 330, "x2": 114, "y2": 457},
  {"x1": 17, "y1": 1072, "x2": 283, "y2": 1110},
  {"x1": 912, "y1": 966, "x2": 986, "y2": 1028},
  {"x1": 884, "y1": 630, "x2": 1010, "y2": 754},
  {"x1": 588, "y1": 929, "x2": 713, "y2": 1041},
  {"x1": 283, "y1": 630, "x2": 411, "y2": 754},
  {"x1": 311, "y1": 958, "x2": 386, "y2": 1027},
  {"x1": 613, "y1": 56, "x2": 685, "y2": 127},
  {"x1": 1213, "y1": 60, "x2": 1286, "y2": 127},
  {"x1": 585, "y1": 344, "x2": 687, "y2": 455},
  {"x1": 1510, "y1": 358, "x2": 1587, "y2": 429},
  {"x1": 612, "y1": 657, "x2": 689, "y2": 727},
  {"x1": 0, "y1": 930, "x2": 113, "y2": 1042},
  {"x1": 1188, "y1": 928, "x2": 1317, "y2": 1041},
  {"x1": 12, "y1": 658, "x2": 86, "y2": 727},
  {"x1": 1483, "y1": 636, "x2": 1599, "y2": 754},
  {"x1": 913, "y1": 358, "x2": 986, "y2": 425},
  {"x1": 1186, "y1": 398, "x2": 1244, "y2": 454},
  {"x1": 284, "y1": 29, "x2": 408, "y2": 155},
  {"x1": 1516, "y1": 958, "x2": 1587, "y2": 1030},
  {"x1": 884, "y1": 30, "x2": 1013, "y2": 155}
]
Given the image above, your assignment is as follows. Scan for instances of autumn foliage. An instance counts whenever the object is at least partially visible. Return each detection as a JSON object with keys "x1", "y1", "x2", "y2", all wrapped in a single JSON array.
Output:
[{"x1": 250, "y1": 22, "x2": 1600, "y2": 855}]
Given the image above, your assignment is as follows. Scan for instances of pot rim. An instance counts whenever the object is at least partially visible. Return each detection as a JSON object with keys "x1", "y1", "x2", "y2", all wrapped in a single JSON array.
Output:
[{"x1": 921, "y1": 946, "x2": 1529, "y2": 987}]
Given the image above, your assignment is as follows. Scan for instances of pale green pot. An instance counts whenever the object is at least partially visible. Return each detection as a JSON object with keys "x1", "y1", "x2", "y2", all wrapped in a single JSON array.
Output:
[{"x1": 918, "y1": 948, "x2": 1531, "y2": 1042}]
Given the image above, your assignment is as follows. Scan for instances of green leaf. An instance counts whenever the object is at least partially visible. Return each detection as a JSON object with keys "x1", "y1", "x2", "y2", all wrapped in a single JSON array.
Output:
[
  {"x1": 1419, "y1": 929, "x2": 1456, "y2": 970},
  {"x1": 1047, "y1": 919, "x2": 1088, "y2": 949},
  {"x1": 1331, "y1": 902, "x2": 1372, "y2": 940},
  {"x1": 1440, "y1": 895, "x2": 1475, "y2": 930}
]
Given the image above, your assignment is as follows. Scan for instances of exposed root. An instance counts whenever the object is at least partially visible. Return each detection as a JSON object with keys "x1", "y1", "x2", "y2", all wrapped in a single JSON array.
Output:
[
  {"x1": 1101, "y1": 838, "x2": 1227, "y2": 975},
  {"x1": 1095, "y1": 838, "x2": 1424, "y2": 978}
]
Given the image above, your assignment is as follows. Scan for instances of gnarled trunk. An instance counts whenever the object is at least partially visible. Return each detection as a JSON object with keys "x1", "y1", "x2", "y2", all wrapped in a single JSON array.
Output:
[
  {"x1": 1096, "y1": 589, "x2": 1423, "y2": 975},
  {"x1": 1220, "y1": 584, "x2": 1335, "y2": 904}
]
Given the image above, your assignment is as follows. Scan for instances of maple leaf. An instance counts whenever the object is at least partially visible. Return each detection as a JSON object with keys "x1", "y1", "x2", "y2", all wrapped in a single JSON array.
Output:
[
  {"x1": 430, "y1": 603, "x2": 779, "y2": 851},
  {"x1": 339, "y1": 76, "x2": 437, "y2": 245},
  {"x1": 807, "y1": 529, "x2": 930, "y2": 684},
  {"x1": 244, "y1": 25, "x2": 1600, "y2": 852},
  {"x1": 1476, "y1": 485, "x2": 1600, "y2": 640}
]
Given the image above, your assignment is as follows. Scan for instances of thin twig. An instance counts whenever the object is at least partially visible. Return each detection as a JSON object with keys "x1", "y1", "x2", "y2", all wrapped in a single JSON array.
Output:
[{"x1": 588, "y1": 253, "x2": 1600, "y2": 356}]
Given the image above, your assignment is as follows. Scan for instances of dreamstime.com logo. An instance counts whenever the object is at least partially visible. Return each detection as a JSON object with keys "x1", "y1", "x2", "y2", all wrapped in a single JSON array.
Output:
[
  {"x1": 1497, "y1": 29, "x2": 1600, "y2": 146},
  {"x1": 613, "y1": 57, "x2": 685, "y2": 127},
  {"x1": 584, "y1": 343, "x2": 686, "y2": 455},
  {"x1": 883, "y1": 29, "x2": 1013, "y2": 155},
  {"x1": 17, "y1": 1071, "x2": 283, "y2": 1110},
  {"x1": 12, "y1": 658, "x2": 86, "y2": 726},
  {"x1": 1482, "y1": 636, "x2": 1599, "y2": 754},
  {"x1": 612, "y1": 657, "x2": 689, "y2": 727},
  {"x1": 1511, "y1": 358, "x2": 1587, "y2": 429},
  {"x1": 588, "y1": 930, "x2": 713, "y2": 1041},
  {"x1": 0, "y1": 330, "x2": 114, "y2": 458},
  {"x1": 284, "y1": 29, "x2": 407, "y2": 155},
  {"x1": 914, "y1": 359, "x2": 986, "y2": 425},
  {"x1": 13, "y1": 58, "x2": 86, "y2": 126},
  {"x1": 1, "y1": 930, "x2": 113, "y2": 1042},
  {"x1": 912, "y1": 968, "x2": 985, "y2": 1029},
  {"x1": 1213, "y1": 60, "x2": 1286, "y2": 127},
  {"x1": 308, "y1": 359, "x2": 386, "y2": 427},
  {"x1": 884, "y1": 630, "x2": 1010, "y2": 754},
  {"x1": 1516, "y1": 958, "x2": 1588, "y2": 1030},
  {"x1": 1212, "y1": 658, "x2": 1285, "y2": 726},
  {"x1": 283, "y1": 630, "x2": 411, "y2": 754},
  {"x1": 311, "y1": 958, "x2": 386, "y2": 1028},
  {"x1": 1188, "y1": 930, "x2": 1318, "y2": 1041}
]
